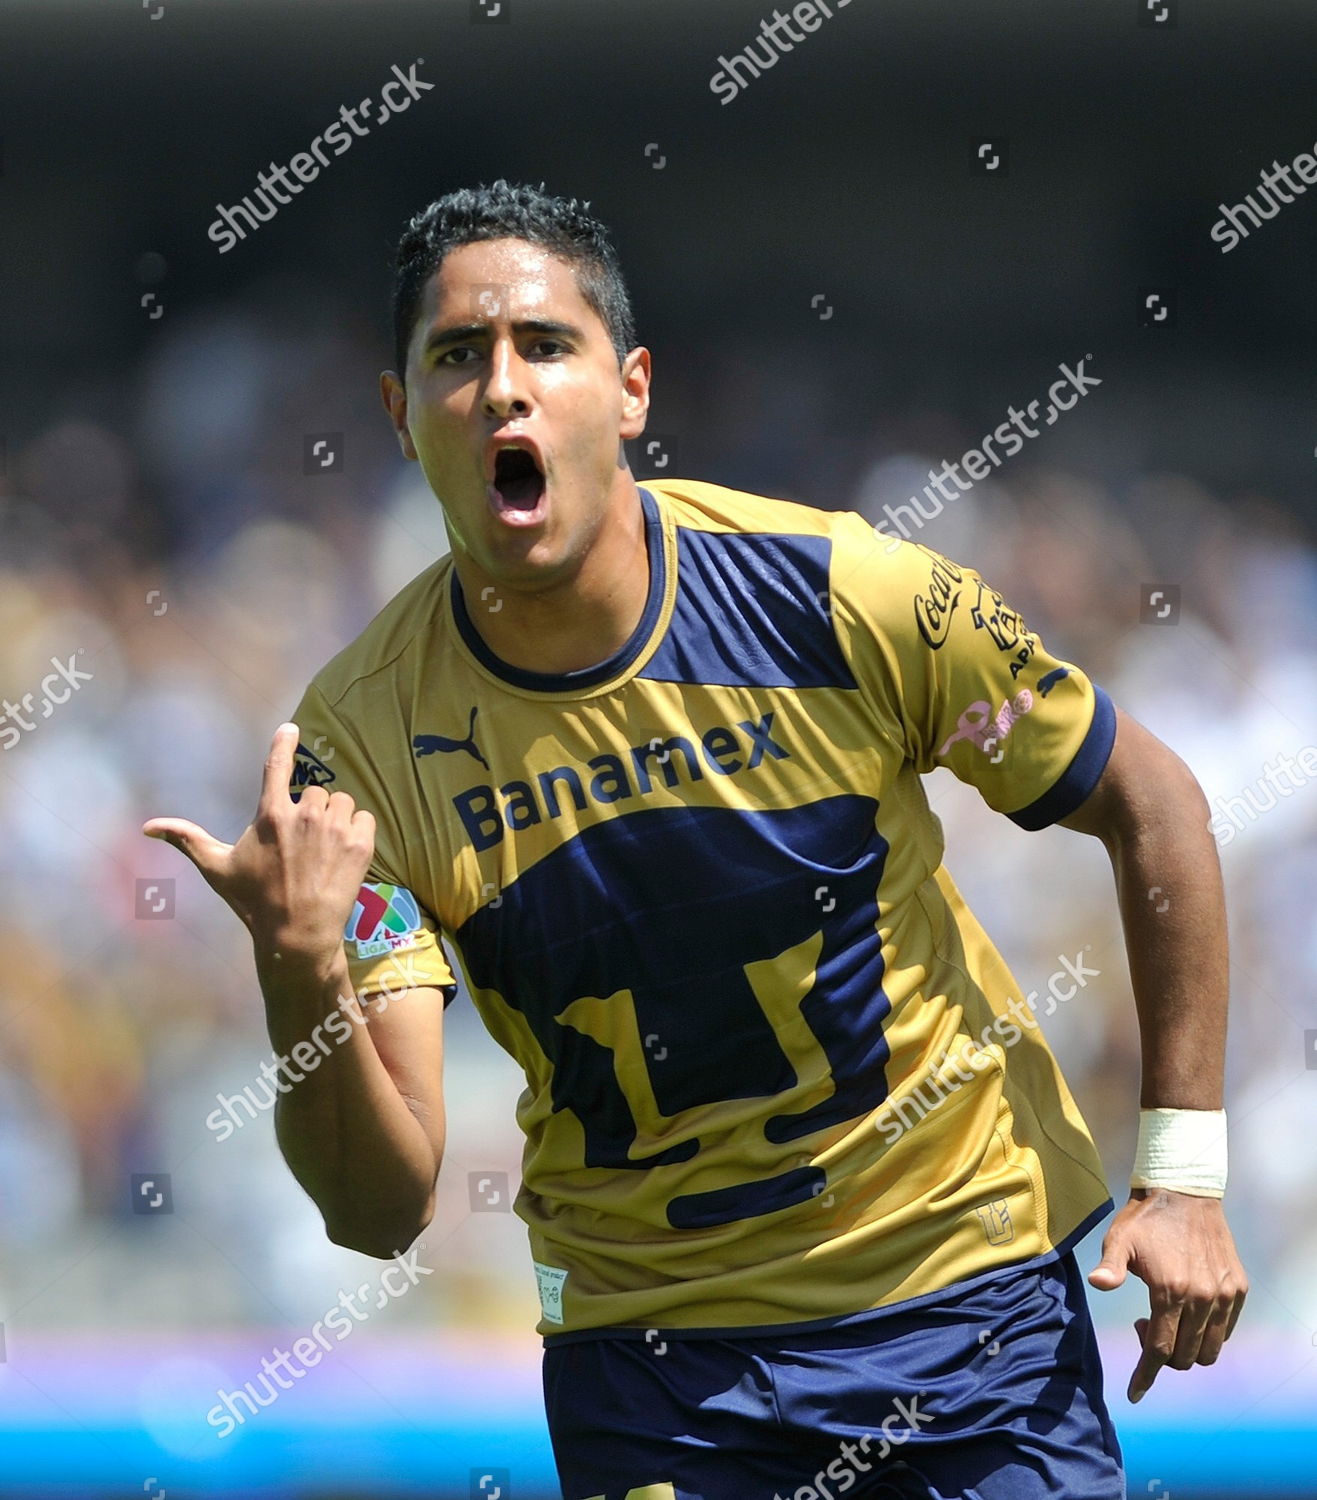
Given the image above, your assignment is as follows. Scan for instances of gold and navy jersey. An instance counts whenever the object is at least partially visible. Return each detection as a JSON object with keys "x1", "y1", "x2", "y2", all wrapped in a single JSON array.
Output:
[{"x1": 287, "y1": 478, "x2": 1117, "y2": 1341}]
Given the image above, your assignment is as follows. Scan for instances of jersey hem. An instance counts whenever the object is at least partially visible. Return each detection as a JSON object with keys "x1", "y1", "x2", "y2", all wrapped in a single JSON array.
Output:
[{"x1": 538, "y1": 1196, "x2": 1115, "y2": 1347}]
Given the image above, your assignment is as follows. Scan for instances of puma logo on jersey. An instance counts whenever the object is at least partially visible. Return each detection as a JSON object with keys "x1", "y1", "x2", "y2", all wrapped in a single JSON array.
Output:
[{"x1": 413, "y1": 705, "x2": 489, "y2": 770}]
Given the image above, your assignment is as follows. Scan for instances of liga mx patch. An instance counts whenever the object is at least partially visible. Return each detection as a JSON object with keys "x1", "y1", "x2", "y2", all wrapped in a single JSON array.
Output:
[
  {"x1": 345, "y1": 882, "x2": 424, "y2": 959},
  {"x1": 289, "y1": 741, "x2": 336, "y2": 802}
]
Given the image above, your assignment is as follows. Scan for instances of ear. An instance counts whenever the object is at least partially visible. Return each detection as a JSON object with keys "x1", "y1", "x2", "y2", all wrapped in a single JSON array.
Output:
[
  {"x1": 379, "y1": 370, "x2": 419, "y2": 461},
  {"x1": 618, "y1": 346, "x2": 652, "y2": 444}
]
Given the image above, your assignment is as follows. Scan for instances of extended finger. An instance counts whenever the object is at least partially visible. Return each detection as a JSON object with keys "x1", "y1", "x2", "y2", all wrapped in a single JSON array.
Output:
[
  {"x1": 1129, "y1": 1306, "x2": 1180, "y2": 1403},
  {"x1": 259, "y1": 722, "x2": 301, "y2": 812}
]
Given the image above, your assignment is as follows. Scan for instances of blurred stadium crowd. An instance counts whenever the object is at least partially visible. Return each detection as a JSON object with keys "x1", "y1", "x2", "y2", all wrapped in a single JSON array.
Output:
[{"x1": 1, "y1": 278, "x2": 1315, "y2": 1360}]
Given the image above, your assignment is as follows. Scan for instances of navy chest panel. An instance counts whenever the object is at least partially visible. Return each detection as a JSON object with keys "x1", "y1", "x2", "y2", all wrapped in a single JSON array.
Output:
[
  {"x1": 455, "y1": 796, "x2": 891, "y2": 1229},
  {"x1": 640, "y1": 527, "x2": 859, "y2": 690}
]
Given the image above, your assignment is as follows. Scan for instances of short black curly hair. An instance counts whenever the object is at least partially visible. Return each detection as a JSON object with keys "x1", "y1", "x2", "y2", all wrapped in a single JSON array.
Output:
[{"x1": 391, "y1": 179, "x2": 638, "y2": 380}]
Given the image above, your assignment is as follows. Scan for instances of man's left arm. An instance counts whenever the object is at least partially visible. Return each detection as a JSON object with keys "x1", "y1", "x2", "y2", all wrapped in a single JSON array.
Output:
[{"x1": 1058, "y1": 703, "x2": 1248, "y2": 1402}]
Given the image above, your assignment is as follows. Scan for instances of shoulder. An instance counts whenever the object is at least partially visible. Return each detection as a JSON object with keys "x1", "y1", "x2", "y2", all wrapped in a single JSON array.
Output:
[
  {"x1": 288, "y1": 556, "x2": 451, "y2": 805},
  {"x1": 643, "y1": 476, "x2": 862, "y2": 540},
  {"x1": 306, "y1": 553, "x2": 453, "y2": 713},
  {"x1": 643, "y1": 476, "x2": 930, "y2": 576},
  {"x1": 830, "y1": 531, "x2": 972, "y2": 641},
  {"x1": 643, "y1": 476, "x2": 951, "y2": 642}
]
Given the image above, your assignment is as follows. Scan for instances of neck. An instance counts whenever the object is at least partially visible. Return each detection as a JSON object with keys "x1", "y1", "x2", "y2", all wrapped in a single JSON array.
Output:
[{"x1": 454, "y1": 480, "x2": 650, "y2": 676}]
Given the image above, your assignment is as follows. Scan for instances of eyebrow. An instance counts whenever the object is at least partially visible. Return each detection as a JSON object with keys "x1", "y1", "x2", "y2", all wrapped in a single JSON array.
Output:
[{"x1": 421, "y1": 318, "x2": 586, "y2": 355}]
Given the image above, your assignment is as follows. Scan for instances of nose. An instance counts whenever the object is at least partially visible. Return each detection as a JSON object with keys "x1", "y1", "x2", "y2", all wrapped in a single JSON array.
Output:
[{"x1": 482, "y1": 335, "x2": 532, "y2": 419}]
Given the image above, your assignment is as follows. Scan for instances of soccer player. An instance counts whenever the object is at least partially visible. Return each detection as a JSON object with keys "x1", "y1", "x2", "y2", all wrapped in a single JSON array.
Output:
[{"x1": 144, "y1": 180, "x2": 1247, "y2": 1500}]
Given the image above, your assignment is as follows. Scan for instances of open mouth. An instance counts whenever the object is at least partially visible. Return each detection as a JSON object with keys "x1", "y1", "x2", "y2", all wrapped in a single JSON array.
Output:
[{"x1": 489, "y1": 446, "x2": 547, "y2": 525}]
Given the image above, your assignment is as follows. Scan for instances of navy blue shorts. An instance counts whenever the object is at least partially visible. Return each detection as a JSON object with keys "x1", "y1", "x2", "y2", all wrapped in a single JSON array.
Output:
[{"x1": 542, "y1": 1251, "x2": 1125, "y2": 1500}]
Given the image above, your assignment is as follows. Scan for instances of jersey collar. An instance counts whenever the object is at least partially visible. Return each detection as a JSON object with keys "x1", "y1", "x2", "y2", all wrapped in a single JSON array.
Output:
[{"x1": 448, "y1": 484, "x2": 667, "y2": 695}]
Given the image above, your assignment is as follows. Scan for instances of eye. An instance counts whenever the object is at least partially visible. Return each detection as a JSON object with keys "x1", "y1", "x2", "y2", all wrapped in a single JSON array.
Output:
[
  {"x1": 530, "y1": 339, "x2": 568, "y2": 357},
  {"x1": 437, "y1": 346, "x2": 478, "y2": 366}
]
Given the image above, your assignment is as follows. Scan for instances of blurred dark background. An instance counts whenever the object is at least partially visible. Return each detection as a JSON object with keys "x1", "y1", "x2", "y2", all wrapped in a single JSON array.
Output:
[
  {"x1": 4, "y1": 0, "x2": 1317, "y2": 543},
  {"x1": 1, "y1": 1, "x2": 1315, "y2": 1497}
]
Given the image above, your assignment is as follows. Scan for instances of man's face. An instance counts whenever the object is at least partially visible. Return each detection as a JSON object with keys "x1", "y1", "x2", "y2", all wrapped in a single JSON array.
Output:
[{"x1": 382, "y1": 237, "x2": 650, "y2": 588}]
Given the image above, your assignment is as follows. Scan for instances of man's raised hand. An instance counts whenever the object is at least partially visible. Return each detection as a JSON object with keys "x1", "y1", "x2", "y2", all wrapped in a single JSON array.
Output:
[{"x1": 142, "y1": 722, "x2": 376, "y2": 964}]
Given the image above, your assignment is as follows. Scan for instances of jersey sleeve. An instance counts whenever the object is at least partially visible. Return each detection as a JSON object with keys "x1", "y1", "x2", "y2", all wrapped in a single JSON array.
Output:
[
  {"x1": 829, "y1": 517, "x2": 1116, "y2": 829},
  {"x1": 285, "y1": 680, "x2": 459, "y2": 1005}
]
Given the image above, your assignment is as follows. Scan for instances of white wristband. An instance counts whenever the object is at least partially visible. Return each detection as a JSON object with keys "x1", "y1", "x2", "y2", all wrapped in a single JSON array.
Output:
[{"x1": 1130, "y1": 1107, "x2": 1227, "y2": 1198}]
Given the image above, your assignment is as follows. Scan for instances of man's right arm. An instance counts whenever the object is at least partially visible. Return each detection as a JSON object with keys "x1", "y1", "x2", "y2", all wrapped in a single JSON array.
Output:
[
  {"x1": 258, "y1": 945, "x2": 448, "y2": 1259},
  {"x1": 143, "y1": 721, "x2": 449, "y2": 1260}
]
